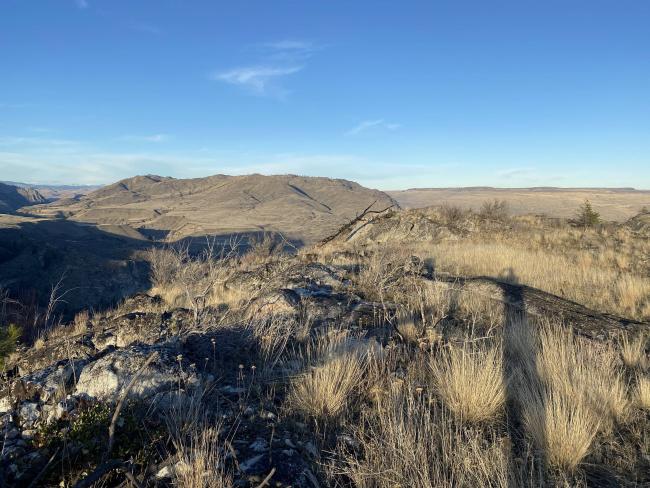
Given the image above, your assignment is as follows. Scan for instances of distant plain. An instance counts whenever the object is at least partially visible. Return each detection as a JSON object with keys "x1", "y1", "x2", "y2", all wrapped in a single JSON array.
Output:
[{"x1": 389, "y1": 187, "x2": 650, "y2": 221}]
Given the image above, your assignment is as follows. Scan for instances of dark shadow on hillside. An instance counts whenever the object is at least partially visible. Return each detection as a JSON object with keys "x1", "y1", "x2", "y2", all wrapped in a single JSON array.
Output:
[
  {"x1": 0, "y1": 183, "x2": 46, "y2": 214},
  {"x1": 0, "y1": 217, "x2": 305, "y2": 334}
]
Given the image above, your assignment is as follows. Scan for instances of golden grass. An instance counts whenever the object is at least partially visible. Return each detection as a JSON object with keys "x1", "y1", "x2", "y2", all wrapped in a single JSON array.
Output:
[
  {"x1": 429, "y1": 341, "x2": 507, "y2": 424},
  {"x1": 163, "y1": 386, "x2": 233, "y2": 488},
  {"x1": 620, "y1": 333, "x2": 648, "y2": 371},
  {"x1": 420, "y1": 241, "x2": 650, "y2": 320},
  {"x1": 509, "y1": 321, "x2": 631, "y2": 472},
  {"x1": 289, "y1": 349, "x2": 365, "y2": 422},
  {"x1": 172, "y1": 427, "x2": 232, "y2": 488},
  {"x1": 635, "y1": 375, "x2": 650, "y2": 409},
  {"x1": 336, "y1": 378, "x2": 510, "y2": 488},
  {"x1": 519, "y1": 386, "x2": 600, "y2": 472}
]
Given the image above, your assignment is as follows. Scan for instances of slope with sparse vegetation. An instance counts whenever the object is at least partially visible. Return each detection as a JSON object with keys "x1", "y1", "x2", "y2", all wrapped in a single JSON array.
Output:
[{"x1": 0, "y1": 200, "x2": 649, "y2": 487}]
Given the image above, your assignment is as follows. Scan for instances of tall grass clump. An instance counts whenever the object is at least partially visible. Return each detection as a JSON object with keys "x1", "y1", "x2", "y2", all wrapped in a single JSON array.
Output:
[
  {"x1": 163, "y1": 387, "x2": 232, "y2": 488},
  {"x1": 508, "y1": 321, "x2": 629, "y2": 472},
  {"x1": 429, "y1": 341, "x2": 507, "y2": 424},
  {"x1": 620, "y1": 333, "x2": 648, "y2": 370},
  {"x1": 288, "y1": 333, "x2": 370, "y2": 424},
  {"x1": 634, "y1": 375, "x2": 650, "y2": 409}
]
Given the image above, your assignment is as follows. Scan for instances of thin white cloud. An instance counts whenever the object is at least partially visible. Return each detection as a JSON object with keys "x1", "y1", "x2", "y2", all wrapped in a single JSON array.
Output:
[
  {"x1": 346, "y1": 119, "x2": 401, "y2": 136},
  {"x1": 75, "y1": 0, "x2": 88, "y2": 9},
  {"x1": 211, "y1": 66, "x2": 303, "y2": 96},
  {"x1": 120, "y1": 134, "x2": 170, "y2": 143},
  {"x1": 211, "y1": 39, "x2": 318, "y2": 98}
]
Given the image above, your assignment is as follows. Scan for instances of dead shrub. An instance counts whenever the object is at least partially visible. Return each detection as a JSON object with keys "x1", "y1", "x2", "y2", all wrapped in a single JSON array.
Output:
[
  {"x1": 479, "y1": 199, "x2": 509, "y2": 222},
  {"x1": 439, "y1": 203, "x2": 467, "y2": 228}
]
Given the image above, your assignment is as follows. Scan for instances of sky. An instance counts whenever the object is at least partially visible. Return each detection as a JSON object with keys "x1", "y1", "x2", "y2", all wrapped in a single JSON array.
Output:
[{"x1": 1, "y1": 0, "x2": 649, "y2": 190}]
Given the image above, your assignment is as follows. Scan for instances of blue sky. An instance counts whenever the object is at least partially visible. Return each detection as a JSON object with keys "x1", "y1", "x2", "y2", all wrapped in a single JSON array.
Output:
[{"x1": 1, "y1": 0, "x2": 649, "y2": 189}]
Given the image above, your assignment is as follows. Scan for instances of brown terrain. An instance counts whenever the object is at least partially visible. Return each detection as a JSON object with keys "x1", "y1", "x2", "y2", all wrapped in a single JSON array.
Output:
[
  {"x1": 389, "y1": 187, "x2": 650, "y2": 221},
  {"x1": 1, "y1": 181, "x2": 100, "y2": 202},
  {"x1": 0, "y1": 182, "x2": 46, "y2": 214},
  {"x1": 1, "y1": 177, "x2": 650, "y2": 487},
  {"x1": 0, "y1": 175, "x2": 395, "y2": 314},
  {"x1": 26, "y1": 174, "x2": 397, "y2": 245}
]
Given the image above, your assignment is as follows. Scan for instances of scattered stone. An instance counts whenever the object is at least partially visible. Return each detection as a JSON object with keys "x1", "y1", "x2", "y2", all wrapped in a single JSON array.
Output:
[
  {"x1": 249, "y1": 439, "x2": 269, "y2": 452},
  {"x1": 18, "y1": 402, "x2": 40, "y2": 428},
  {"x1": 304, "y1": 441, "x2": 319, "y2": 459},
  {"x1": 240, "y1": 454, "x2": 265, "y2": 473},
  {"x1": 156, "y1": 465, "x2": 173, "y2": 479},
  {"x1": 75, "y1": 343, "x2": 199, "y2": 402}
]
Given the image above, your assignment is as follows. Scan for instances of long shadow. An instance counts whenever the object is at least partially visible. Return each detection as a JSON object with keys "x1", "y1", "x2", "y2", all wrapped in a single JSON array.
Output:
[
  {"x1": 0, "y1": 217, "x2": 304, "y2": 335},
  {"x1": 497, "y1": 268, "x2": 540, "y2": 487}
]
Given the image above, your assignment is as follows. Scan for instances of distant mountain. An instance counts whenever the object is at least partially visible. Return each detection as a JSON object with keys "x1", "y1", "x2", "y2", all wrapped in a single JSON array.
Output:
[
  {"x1": 0, "y1": 182, "x2": 46, "y2": 214},
  {"x1": 29, "y1": 174, "x2": 398, "y2": 244},
  {"x1": 1, "y1": 181, "x2": 100, "y2": 201}
]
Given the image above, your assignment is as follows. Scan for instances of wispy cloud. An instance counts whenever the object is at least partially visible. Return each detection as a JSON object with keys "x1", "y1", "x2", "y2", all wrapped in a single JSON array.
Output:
[
  {"x1": 75, "y1": 0, "x2": 88, "y2": 9},
  {"x1": 346, "y1": 119, "x2": 401, "y2": 136},
  {"x1": 120, "y1": 134, "x2": 170, "y2": 143},
  {"x1": 210, "y1": 66, "x2": 303, "y2": 95},
  {"x1": 211, "y1": 39, "x2": 319, "y2": 98}
]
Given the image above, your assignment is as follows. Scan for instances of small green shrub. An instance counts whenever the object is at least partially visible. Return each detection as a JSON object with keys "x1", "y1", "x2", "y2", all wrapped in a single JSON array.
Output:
[{"x1": 0, "y1": 323, "x2": 21, "y2": 368}]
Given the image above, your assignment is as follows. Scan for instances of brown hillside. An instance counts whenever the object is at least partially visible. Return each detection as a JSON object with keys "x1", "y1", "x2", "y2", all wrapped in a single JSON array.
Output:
[{"x1": 28, "y1": 174, "x2": 397, "y2": 244}]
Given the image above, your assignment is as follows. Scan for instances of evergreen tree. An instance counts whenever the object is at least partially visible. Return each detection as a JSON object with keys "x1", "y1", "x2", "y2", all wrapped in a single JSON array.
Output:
[{"x1": 575, "y1": 199, "x2": 601, "y2": 228}]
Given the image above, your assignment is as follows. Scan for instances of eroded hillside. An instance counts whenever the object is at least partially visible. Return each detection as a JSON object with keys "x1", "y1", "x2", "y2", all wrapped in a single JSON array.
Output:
[{"x1": 26, "y1": 174, "x2": 397, "y2": 244}]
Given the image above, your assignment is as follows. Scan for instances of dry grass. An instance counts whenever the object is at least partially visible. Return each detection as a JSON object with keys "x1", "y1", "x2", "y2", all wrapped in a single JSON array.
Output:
[
  {"x1": 620, "y1": 333, "x2": 649, "y2": 370},
  {"x1": 635, "y1": 375, "x2": 650, "y2": 409},
  {"x1": 429, "y1": 341, "x2": 507, "y2": 424},
  {"x1": 508, "y1": 321, "x2": 631, "y2": 472},
  {"x1": 519, "y1": 386, "x2": 600, "y2": 472},
  {"x1": 172, "y1": 427, "x2": 232, "y2": 488},
  {"x1": 163, "y1": 387, "x2": 233, "y2": 488},
  {"x1": 420, "y1": 240, "x2": 650, "y2": 320},
  {"x1": 288, "y1": 337, "x2": 368, "y2": 423},
  {"x1": 336, "y1": 377, "x2": 511, "y2": 488}
]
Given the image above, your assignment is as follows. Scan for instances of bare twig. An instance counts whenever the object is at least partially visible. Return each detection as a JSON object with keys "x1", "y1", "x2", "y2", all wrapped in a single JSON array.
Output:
[
  {"x1": 73, "y1": 459, "x2": 126, "y2": 488},
  {"x1": 255, "y1": 467, "x2": 276, "y2": 488},
  {"x1": 27, "y1": 447, "x2": 61, "y2": 488},
  {"x1": 317, "y1": 201, "x2": 394, "y2": 247},
  {"x1": 105, "y1": 352, "x2": 159, "y2": 461}
]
